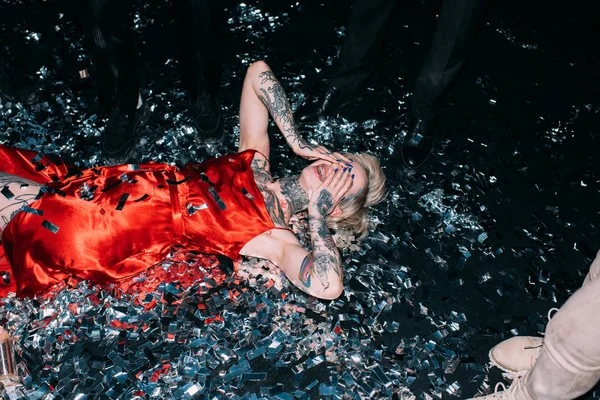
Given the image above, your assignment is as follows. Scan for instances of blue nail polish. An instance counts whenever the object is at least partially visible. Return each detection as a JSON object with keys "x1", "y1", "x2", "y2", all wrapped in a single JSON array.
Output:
[
  {"x1": 351, "y1": 174, "x2": 355, "y2": 179},
  {"x1": 340, "y1": 197, "x2": 345, "y2": 201},
  {"x1": 343, "y1": 168, "x2": 347, "y2": 172},
  {"x1": 334, "y1": 168, "x2": 338, "y2": 172}
]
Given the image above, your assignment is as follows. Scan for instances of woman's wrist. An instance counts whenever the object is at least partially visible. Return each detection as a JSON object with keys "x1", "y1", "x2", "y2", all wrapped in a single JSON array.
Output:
[{"x1": 307, "y1": 203, "x2": 326, "y2": 218}]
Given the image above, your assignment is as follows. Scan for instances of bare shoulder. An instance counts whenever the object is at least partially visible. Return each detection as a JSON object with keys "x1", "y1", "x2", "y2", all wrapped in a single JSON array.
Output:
[
  {"x1": 249, "y1": 152, "x2": 290, "y2": 228},
  {"x1": 239, "y1": 138, "x2": 270, "y2": 169},
  {"x1": 240, "y1": 228, "x2": 301, "y2": 262},
  {"x1": 249, "y1": 151, "x2": 272, "y2": 183}
]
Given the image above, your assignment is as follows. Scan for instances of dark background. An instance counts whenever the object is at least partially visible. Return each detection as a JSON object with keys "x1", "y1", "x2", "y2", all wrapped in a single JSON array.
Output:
[{"x1": 1, "y1": 0, "x2": 599, "y2": 398}]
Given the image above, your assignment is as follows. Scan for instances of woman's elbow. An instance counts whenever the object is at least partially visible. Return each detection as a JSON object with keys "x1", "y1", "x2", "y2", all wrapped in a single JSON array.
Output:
[
  {"x1": 247, "y1": 60, "x2": 271, "y2": 76},
  {"x1": 316, "y1": 283, "x2": 344, "y2": 300}
]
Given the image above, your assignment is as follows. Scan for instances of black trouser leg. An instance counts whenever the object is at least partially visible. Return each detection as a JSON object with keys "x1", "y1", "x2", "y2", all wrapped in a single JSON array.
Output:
[
  {"x1": 328, "y1": 0, "x2": 397, "y2": 92},
  {"x1": 172, "y1": 0, "x2": 223, "y2": 100},
  {"x1": 76, "y1": 0, "x2": 139, "y2": 113},
  {"x1": 410, "y1": 0, "x2": 487, "y2": 119}
]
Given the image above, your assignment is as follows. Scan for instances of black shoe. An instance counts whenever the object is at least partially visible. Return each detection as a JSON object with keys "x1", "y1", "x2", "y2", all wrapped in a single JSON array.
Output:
[
  {"x1": 296, "y1": 86, "x2": 352, "y2": 123},
  {"x1": 189, "y1": 92, "x2": 223, "y2": 144},
  {"x1": 400, "y1": 115, "x2": 439, "y2": 170},
  {"x1": 102, "y1": 102, "x2": 149, "y2": 163}
]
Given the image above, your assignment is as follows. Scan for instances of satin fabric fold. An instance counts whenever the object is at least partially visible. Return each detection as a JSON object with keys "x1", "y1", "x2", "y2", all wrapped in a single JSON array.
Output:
[{"x1": 0, "y1": 146, "x2": 274, "y2": 297}]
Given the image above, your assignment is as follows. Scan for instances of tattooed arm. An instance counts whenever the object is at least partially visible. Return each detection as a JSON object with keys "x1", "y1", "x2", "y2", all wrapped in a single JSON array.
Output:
[
  {"x1": 301, "y1": 212, "x2": 344, "y2": 298},
  {"x1": 249, "y1": 155, "x2": 289, "y2": 227},
  {"x1": 238, "y1": 61, "x2": 352, "y2": 165},
  {"x1": 241, "y1": 166, "x2": 344, "y2": 298},
  {"x1": 273, "y1": 172, "x2": 353, "y2": 299},
  {"x1": 274, "y1": 208, "x2": 344, "y2": 299},
  {"x1": 296, "y1": 189, "x2": 344, "y2": 297},
  {"x1": 275, "y1": 226, "x2": 344, "y2": 300},
  {"x1": 238, "y1": 60, "x2": 312, "y2": 161},
  {"x1": 255, "y1": 70, "x2": 317, "y2": 153},
  {"x1": 241, "y1": 165, "x2": 344, "y2": 298}
]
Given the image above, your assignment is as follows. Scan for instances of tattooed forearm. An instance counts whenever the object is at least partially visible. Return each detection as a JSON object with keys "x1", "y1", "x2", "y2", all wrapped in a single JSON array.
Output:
[
  {"x1": 316, "y1": 219, "x2": 336, "y2": 248},
  {"x1": 298, "y1": 208, "x2": 343, "y2": 293},
  {"x1": 278, "y1": 175, "x2": 309, "y2": 216},
  {"x1": 309, "y1": 214, "x2": 342, "y2": 280},
  {"x1": 256, "y1": 70, "x2": 316, "y2": 151},
  {"x1": 0, "y1": 173, "x2": 42, "y2": 230}
]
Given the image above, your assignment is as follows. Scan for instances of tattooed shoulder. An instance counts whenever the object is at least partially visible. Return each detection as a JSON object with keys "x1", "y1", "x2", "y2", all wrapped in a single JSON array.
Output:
[
  {"x1": 251, "y1": 157, "x2": 272, "y2": 186},
  {"x1": 250, "y1": 157, "x2": 288, "y2": 227}
]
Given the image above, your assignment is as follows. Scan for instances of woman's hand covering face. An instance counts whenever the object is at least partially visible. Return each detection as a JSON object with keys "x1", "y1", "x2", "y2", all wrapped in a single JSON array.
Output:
[{"x1": 308, "y1": 162, "x2": 354, "y2": 216}]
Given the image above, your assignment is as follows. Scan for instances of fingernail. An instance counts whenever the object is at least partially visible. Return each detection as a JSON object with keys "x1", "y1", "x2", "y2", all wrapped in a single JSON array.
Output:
[
  {"x1": 345, "y1": 163, "x2": 353, "y2": 167},
  {"x1": 334, "y1": 168, "x2": 338, "y2": 172},
  {"x1": 343, "y1": 168, "x2": 347, "y2": 172},
  {"x1": 340, "y1": 197, "x2": 345, "y2": 201},
  {"x1": 351, "y1": 174, "x2": 355, "y2": 179},
  {"x1": 336, "y1": 159, "x2": 342, "y2": 162}
]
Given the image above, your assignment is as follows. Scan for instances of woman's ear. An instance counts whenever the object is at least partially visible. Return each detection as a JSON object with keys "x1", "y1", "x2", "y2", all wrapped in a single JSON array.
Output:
[{"x1": 330, "y1": 206, "x2": 343, "y2": 217}]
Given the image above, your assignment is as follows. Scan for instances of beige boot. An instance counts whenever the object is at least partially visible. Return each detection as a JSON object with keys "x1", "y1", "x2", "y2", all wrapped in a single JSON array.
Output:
[
  {"x1": 489, "y1": 308, "x2": 559, "y2": 377},
  {"x1": 464, "y1": 372, "x2": 530, "y2": 400},
  {"x1": 489, "y1": 336, "x2": 543, "y2": 377}
]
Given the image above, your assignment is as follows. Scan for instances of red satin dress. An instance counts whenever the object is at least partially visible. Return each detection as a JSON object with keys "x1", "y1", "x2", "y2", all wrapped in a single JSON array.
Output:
[{"x1": 0, "y1": 145, "x2": 275, "y2": 298}]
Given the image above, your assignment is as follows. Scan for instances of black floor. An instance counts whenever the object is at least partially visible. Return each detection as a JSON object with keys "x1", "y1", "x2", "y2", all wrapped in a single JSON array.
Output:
[{"x1": 0, "y1": 0, "x2": 598, "y2": 399}]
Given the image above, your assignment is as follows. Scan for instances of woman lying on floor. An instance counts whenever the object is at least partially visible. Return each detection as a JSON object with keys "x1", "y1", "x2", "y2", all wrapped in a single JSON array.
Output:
[{"x1": 0, "y1": 61, "x2": 386, "y2": 299}]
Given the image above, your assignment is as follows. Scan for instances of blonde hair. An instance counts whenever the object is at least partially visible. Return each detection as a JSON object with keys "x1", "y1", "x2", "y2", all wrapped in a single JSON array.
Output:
[{"x1": 326, "y1": 152, "x2": 387, "y2": 241}]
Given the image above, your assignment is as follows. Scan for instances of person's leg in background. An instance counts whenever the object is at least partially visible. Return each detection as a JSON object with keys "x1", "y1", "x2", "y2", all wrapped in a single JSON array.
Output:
[
  {"x1": 401, "y1": 0, "x2": 487, "y2": 169},
  {"x1": 467, "y1": 250, "x2": 600, "y2": 399},
  {"x1": 75, "y1": 0, "x2": 148, "y2": 162},
  {"x1": 522, "y1": 251, "x2": 600, "y2": 399},
  {"x1": 172, "y1": 0, "x2": 224, "y2": 143},
  {"x1": 296, "y1": 0, "x2": 398, "y2": 123},
  {"x1": 582, "y1": 249, "x2": 600, "y2": 286}
]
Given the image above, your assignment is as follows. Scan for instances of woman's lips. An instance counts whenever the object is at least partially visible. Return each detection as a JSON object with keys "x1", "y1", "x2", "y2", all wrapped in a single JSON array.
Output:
[{"x1": 314, "y1": 164, "x2": 327, "y2": 182}]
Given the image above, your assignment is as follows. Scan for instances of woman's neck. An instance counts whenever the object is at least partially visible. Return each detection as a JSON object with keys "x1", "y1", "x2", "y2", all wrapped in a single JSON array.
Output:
[{"x1": 275, "y1": 175, "x2": 309, "y2": 218}]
